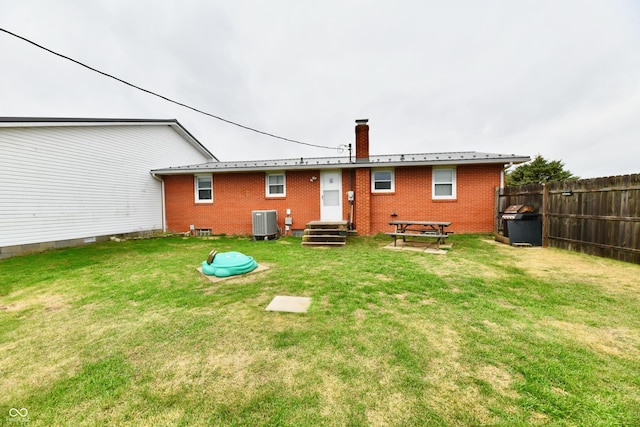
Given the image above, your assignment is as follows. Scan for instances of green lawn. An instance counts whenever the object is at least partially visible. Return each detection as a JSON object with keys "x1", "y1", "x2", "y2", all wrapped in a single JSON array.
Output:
[{"x1": 1, "y1": 234, "x2": 639, "y2": 426}]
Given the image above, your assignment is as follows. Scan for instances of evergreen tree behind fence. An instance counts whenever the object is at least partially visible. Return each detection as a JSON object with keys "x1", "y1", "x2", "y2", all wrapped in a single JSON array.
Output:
[{"x1": 496, "y1": 173, "x2": 640, "y2": 264}]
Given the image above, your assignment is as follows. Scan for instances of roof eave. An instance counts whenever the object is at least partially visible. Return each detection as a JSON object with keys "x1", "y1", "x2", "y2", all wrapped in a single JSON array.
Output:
[
  {"x1": 0, "y1": 117, "x2": 218, "y2": 161},
  {"x1": 168, "y1": 120, "x2": 218, "y2": 161},
  {"x1": 0, "y1": 117, "x2": 177, "y2": 126},
  {"x1": 151, "y1": 156, "x2": 531, "y2": 175}
]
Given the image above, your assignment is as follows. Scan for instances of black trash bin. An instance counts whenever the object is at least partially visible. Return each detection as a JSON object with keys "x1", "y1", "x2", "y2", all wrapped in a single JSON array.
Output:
[{"x1": 502, "y1": 205, "x2": 542, "y2": 246}]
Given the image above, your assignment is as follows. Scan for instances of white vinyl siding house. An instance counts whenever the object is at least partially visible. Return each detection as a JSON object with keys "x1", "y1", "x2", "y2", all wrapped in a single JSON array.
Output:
[{"x1": 0, "y1": 119, "x2": 215, "y2": 255}]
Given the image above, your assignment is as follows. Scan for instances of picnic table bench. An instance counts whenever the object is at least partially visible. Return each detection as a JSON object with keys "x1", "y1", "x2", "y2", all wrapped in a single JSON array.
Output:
[{"x1": 386, "y1": 220, "x2": 452, "y2": 249}]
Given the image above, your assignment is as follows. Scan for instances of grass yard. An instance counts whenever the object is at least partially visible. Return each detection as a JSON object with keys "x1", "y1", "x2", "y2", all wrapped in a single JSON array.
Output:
[{"x1": 1, "y1": 234, "x2": 639, "y2": 426}]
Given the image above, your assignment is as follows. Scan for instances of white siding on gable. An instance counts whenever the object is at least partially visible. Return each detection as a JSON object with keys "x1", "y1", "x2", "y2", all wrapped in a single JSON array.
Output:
[{"x1": 0, "y1": 124, "x2": 212, "y2": 248}]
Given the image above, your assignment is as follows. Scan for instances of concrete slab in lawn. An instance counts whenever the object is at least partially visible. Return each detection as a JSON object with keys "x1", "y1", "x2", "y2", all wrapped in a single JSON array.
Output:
[
  {"x1": 197, "y1": 264, "x2": 269, "y2": 283},
  {"x1": 383, "y1": 240, "x2": 452, "y2": 255},
  {"x1": 265, "y1": 296, "x2": 311, "y2": 313}
]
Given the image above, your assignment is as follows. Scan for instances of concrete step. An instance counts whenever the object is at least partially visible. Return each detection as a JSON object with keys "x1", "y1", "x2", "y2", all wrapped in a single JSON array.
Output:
[
  {"x1": 304, "y1": 228, "x2": 346, "y2": 235},
  {"x1": 301, "y1": 241, "x2": 346, "y2": 247},
  {"x1": 306, "y1": 220, "x2": 348, "y2": 230},
  {"x1": 302, "y1": 234, "x2": 347, "y2": 242},
  {"x1": 302, "y1": 220, "x2": 349, "y2": 247}
]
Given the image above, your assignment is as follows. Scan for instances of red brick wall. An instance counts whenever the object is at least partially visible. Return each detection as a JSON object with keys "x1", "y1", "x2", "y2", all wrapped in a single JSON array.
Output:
[
  {"x1": 354, "y1": 168, "x2": 371, "y2": 235},
  {"x1": 369, "y1": 164, "x2": 501, "y2": 233},
  {"x1": 164, "y1": 170, "x2": 322, "y2": 235},
  {"x1": 162, "y1": 164, "x2": 501, "y2": 235},
  {"x1": 355, "y1": 123, "x2": 369, "y2": 160}
]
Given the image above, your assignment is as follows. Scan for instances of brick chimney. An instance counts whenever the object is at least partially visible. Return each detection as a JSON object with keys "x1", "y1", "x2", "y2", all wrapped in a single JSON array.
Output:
[{"x1": 355, "y1": 119, "x2": 369, "y2": 162}]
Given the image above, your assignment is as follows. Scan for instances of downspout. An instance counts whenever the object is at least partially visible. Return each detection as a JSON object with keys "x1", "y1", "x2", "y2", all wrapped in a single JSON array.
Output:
[
  {"x1": 501, "y1": 162, "x2": 512, "y2": 189},
  {"x1": 150, "y1": 172, "x2": 167, "y2": 233}
]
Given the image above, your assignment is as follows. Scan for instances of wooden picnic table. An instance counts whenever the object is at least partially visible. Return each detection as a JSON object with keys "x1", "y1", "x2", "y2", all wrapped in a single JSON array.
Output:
[{"x1": 386, "y1": 220, "x2": 452, "y2": 248}]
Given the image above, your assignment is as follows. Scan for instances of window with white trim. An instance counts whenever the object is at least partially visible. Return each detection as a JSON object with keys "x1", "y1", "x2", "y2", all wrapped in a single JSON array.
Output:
[
  {"x1": 195, "y1": 174, "x2": 213, "y2": 203},
  {"x1": 266, "y1": 173, "x2": 286, "y2": 197},
  {"x1": 372, "y1": 169, "x2": 394, "y2": 192},
  {"x1": 432, "y1": 167, "x2": 456, "y2": 199}
]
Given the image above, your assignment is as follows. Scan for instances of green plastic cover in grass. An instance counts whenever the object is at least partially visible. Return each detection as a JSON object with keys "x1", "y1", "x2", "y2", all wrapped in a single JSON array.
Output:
[{"x1": 201, "y1": 251, "x2": 258, "y2": 277}]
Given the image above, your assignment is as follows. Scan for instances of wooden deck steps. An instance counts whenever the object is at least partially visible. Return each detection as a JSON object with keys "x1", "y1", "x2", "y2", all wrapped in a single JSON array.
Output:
[{"x1": 301, "y1": 221, "x2": 349, "y2": 247}]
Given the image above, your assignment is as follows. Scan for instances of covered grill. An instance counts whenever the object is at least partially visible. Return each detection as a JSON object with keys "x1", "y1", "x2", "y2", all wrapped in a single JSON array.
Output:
[
  {"x1": 502, "y1": 204, "x2": 536, "y2": 220},
  {"x1": 502, "y1": 205, "x2": 542, "y2": 246}
]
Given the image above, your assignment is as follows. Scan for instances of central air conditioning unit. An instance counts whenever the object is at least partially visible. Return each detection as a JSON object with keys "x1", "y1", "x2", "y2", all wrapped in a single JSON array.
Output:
[{"x1": 252, "y1": 210, "x2": 278, "y2": 240}]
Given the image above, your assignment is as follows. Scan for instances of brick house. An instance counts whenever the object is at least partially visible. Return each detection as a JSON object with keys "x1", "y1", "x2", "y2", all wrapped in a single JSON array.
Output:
[{"x1": 152, "y1": 120, "x2": 529, "y2": 236}]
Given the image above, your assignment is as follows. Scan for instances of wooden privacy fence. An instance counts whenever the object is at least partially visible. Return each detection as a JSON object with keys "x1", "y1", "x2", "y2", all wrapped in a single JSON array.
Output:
[{"x1": 496, "y1": 173, "x2": 640, "y2": 264}]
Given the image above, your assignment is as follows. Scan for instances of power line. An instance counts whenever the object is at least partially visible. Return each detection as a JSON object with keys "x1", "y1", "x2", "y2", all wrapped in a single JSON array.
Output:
[{"x1": 0, "y1": 27, "x2": 335, "y2": 150}]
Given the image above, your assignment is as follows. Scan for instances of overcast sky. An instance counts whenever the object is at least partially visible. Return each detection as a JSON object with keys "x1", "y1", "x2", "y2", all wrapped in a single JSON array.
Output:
[{"x1": 1, "y1": 0, "x2": 639, "y2": 178}]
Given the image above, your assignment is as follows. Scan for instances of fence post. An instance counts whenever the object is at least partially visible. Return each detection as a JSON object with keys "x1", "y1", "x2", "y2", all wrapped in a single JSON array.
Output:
[
  {"x1": 494, "y1": 187, "x2": 500, "y2": 234},
  {"x1": 542, "y1": 184, "x2": 550, "y2": 247}
]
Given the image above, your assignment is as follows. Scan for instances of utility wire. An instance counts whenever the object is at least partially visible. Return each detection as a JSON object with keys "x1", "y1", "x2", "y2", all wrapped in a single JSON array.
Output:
[{"x1": 0, "y1": 27, "x2": 335, "y2": 150}]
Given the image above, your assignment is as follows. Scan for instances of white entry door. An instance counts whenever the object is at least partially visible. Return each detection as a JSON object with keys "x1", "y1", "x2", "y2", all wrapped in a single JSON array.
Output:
[{"x1": 320, "y1": 170, "x2": 342, "y2": 220}]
